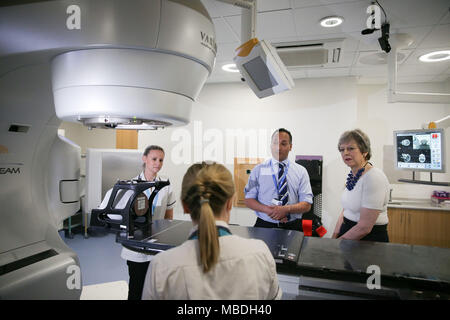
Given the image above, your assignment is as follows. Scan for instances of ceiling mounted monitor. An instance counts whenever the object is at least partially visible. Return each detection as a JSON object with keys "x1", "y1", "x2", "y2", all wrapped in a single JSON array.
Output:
[{"x1": 234, "y1": 38, "x2": 294, "y2": 99}]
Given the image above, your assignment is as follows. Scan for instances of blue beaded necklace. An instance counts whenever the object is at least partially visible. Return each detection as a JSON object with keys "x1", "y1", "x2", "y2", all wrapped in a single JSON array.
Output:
[{"x1": 346, "y1": 162, "x2": 369, "y2": 191}]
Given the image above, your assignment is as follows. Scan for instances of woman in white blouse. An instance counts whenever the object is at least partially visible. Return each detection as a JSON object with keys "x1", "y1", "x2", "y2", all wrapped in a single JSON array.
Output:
[
  {"x1": 332, "y1": 129, "x2": 390, "y2": 242},
  {"x1": 99, "y1": 145, "x2": 175, "y2": 300},
  {"x1": 142, "y1": 162, "x2": 282, "y2": 300}
]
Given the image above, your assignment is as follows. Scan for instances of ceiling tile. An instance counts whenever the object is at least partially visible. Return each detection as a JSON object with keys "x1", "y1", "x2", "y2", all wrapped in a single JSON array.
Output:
[
  {"x1": 201, "y1": 0, "x2": 242, "y2": 18},
  {"x1": 212, "y1": 18, "x2": 240, "y2": 43},
  {"x1": 356, "y1": 50, "x2": 412, "y2": 67},
  {"x1": 256, "y1": 10, "x2": 297, "y2": 39},
  {"x1": 293, "y1": 2, "x2": 369, "y2": 37},
  {"x1": 356, "y1": 76, "x2": 387, "y2": 84},
  {"x1": 381, "y1": 0, "x2": 450, "y2": 29},
  {"x1": 398, "y1": 63, "x2": 450, "y2": 77},
  {"x1": 335, "y1": 50, "x2": 357, "y2": 67},
  {"x1": 215, "y1": 41, "x2": 240, "y2": 61},
  {"x1": 258, "y1": 0, "x2": 292, "y2": 11},
  {"x1": 307, "y1": 67, "x2": 350, "y2": 77},
  {"x1": 223, "y1": 15, "x2": 241, "y2": 41},
  {"x1": 418, "y1": 24, "x2": 450, "y2": 49},
  {"x1": 350, "y1": 66, "x2": 388, "y2": 77},
  {"x1": 440, "y1": 11, "x2": 450, "y2": 24},
  {"x1": 353, "y1": 31, "x2": 381, "y2": 52},
  {"x1": 404, "y1": 48, "x2": 450, "y2": 66},
  {"x1": 396, "y1": 75, "x2": 438, "y2": 83},
  {"x1": 293, "y1": 0, "x2": 365, "y2": 8},
  {"x1": 390, "y1": 26, "x2": 434, "y2": 50},
  {"x1": 287, "y1": 68, "x2": 308, "y2": 78},
  {"x1": 433, "y1": 74, "x2": 450, "y2": 82}
]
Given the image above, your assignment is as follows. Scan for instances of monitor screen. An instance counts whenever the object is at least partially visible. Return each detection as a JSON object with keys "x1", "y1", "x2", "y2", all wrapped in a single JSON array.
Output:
[
  {"x1": 242, "y1": 56, "x2": 278, "y2": 91},
  {"x1": 234, "y1": 39, "x2": 294, "y2": 98},
  {"x1": 394, "y1": 129, "x2": 445, "y2": 172}
]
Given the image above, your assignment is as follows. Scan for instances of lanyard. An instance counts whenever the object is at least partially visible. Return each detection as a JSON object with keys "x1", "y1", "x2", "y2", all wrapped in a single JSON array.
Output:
[
  {"x1": 142, "y1": 173, "x2": 159, "y2": 215},
  {"x1": 270, "y1": 159, "x2": 289, "y2": 193},
  {"x1": 188, "y1": 226, "x2": 232, "y2": 240}
]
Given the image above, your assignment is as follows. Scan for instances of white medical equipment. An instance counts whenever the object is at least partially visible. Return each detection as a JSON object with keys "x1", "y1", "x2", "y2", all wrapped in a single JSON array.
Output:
[
  {"x1": 0, "y1": 0, "x2": 215, "y2": 299},
  {"x1": 234, "y1": 38, "x2": 295, "y2": 98}
]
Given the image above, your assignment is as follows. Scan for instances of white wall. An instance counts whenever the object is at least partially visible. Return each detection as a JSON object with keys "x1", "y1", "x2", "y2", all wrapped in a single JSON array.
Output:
[
  {"x1": 59, "y1": 121, "x2": 116, "y2": 155},
  {"x1": 356, "y1": 84, "x2": 450, "y2": 200},
  {"x1": 60, "y1": 77, "x2": 450, "y2": 236},
  {"x1": 139, "y1": 77, "x2": 359, "y2": 233}
]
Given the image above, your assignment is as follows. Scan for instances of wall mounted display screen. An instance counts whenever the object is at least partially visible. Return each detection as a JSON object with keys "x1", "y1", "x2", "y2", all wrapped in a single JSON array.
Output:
[{"x1": 394, "y1": 129, "x2": 445, "y2": 173}]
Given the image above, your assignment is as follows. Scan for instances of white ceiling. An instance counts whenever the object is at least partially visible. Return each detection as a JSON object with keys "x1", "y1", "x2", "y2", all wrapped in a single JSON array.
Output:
[{"x1": 201, "y1": 0, "x2": 450, "y2": 85}]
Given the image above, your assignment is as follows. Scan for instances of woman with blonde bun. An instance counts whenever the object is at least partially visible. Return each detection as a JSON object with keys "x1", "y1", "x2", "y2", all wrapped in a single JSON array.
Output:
[{"x1": 142, "y1": 162, "x2": 282, "y2": 300}]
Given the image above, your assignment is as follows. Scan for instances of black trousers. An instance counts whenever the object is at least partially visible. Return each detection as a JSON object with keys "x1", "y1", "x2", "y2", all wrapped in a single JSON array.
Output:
[
  {"x1": 338, "y1": 217, "x2": 389, "y2": 243},
  {"x1": 254, "y1": 217, "x2": 303, "y2": 231},
  {"x1": 126, "y1": 260, "x2": 150, "y2": 300}
]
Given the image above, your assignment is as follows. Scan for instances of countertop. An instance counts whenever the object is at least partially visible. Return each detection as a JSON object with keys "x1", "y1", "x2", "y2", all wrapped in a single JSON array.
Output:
[{"x1": 387, "y1": 198, "x2": 450, "y2": 211}]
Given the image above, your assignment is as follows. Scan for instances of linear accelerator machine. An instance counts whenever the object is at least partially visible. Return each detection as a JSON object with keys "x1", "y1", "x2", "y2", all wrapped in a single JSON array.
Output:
[
  {"x1": 0, "y1": 0, "x2": 216, "y2": 299},
  {"x1": 2, "y1": 0, "x2": 449, "y2": 300}
]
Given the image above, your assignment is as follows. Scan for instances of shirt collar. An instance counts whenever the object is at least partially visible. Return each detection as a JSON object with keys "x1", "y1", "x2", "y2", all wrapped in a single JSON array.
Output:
[
  {"x1": 139, "y1": 171, "x2": 158, "y2": 181},
  {"x1": 188, "y1": 220, "x2": 230, "y2": 237},
  {"x1": 271, "y1": 158, "x2": 289, "y2": 167}
]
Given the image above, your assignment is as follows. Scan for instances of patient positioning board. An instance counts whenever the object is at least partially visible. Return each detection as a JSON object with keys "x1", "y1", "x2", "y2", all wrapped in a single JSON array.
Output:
[{"x1": 91, "y1": 179, "x2": 170, "y2": 239}]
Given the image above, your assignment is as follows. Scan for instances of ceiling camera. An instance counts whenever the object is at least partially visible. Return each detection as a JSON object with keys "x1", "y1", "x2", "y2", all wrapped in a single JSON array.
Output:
[{"x1": 378, "y1": 23, "x2": 391, "y2": 53}]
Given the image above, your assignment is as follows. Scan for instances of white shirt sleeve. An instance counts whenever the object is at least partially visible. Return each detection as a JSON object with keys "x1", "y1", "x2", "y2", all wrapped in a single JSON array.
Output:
[
  {"x1": 297, "y1": 166, "x2": 313, "y2": 204},
  {"x1": 361, "y1": 169, "x2": 388, "y2": 211},
  {"x1": 244, "y1": 164, "x2": 260, "y2": 199},
  {"x1": 166, "y1": 185, "x2": 176, "y2": 210}
]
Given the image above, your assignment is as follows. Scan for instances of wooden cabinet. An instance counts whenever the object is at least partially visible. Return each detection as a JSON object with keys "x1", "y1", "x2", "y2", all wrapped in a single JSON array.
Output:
[
  {"x1": 387, "y1": 207, "x2": 450, "y2": 248},
  {"x1": 116, "y1": 129, "x2": 138, "y2": 149},
  {"x1": 233, "y1": 158, "x2": 264, "y2": 208}
]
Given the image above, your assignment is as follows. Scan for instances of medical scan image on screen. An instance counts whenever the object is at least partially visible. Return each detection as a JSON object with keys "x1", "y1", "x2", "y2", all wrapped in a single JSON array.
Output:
[{"x1": 396, "y1": 131, "x2": 442, "y2": 170}]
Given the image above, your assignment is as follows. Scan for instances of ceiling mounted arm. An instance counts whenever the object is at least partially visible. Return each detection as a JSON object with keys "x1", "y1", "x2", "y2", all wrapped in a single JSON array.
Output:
[
  {"x1": 215, "y1": 0, "x2": 256, "y2": 43},
  {"x1": 422, "y1": 115, "x2": 450, "y2": 129},
  {"x1": 387, "y1": 34, "x2": 450, "y2": 104}
]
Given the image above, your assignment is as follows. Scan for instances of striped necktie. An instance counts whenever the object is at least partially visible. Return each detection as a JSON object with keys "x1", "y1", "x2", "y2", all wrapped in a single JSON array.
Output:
[{"x1": 278, "y1": 162, "x2": 288, "y2": 205}]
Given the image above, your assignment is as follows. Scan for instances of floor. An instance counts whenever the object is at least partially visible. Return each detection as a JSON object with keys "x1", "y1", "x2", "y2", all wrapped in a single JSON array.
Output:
[
  {"x1": 61, "y1": 229, "x2": 130, "y2": 299},
  {"x1": 62, "y1": 230, "x2": 129, "y2": 286}
]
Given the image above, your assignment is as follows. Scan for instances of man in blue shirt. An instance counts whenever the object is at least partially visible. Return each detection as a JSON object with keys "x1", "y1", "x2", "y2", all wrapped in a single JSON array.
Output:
[{"x1": 244, "y1": 128, "x2": 313, "y2": 231}]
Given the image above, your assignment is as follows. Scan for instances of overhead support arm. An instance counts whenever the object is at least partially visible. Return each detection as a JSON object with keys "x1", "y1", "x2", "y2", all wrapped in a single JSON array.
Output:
[
  {"x1": 215, "y1": 0, "x2": 256, "y2": 43},
  {"x1": 387, "y1": 34, "x2": 450, "y2": 104},
  {"x1": 422, "y1": 115, "x2": 450, "y2": 129},
  {"x1": 240, "y1": 1, "x2": 256, "y2": 43}
]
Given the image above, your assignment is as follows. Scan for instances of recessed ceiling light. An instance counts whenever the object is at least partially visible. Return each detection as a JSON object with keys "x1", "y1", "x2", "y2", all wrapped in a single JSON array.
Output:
[
  {"x1": 419, "y1": 50, "x2": 450, "y2": 63},
  {"x1": 222, "y1": 63, "x2": 240, "y2": 73},
  {"x1": 319, "y1": 16, "x2": 344, "y2": 28}
]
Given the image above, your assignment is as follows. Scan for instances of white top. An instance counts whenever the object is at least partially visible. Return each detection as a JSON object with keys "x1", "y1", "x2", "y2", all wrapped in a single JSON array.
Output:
[
  {"x1": 341, "y1": 167, "x2": 390, "y2": 225},
  {"x1": 99, "y1": 172, "x2": 176, "y2": 262},
  {"x1": 142, "y1": 221, "x2": 283, "y2": 300}
]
